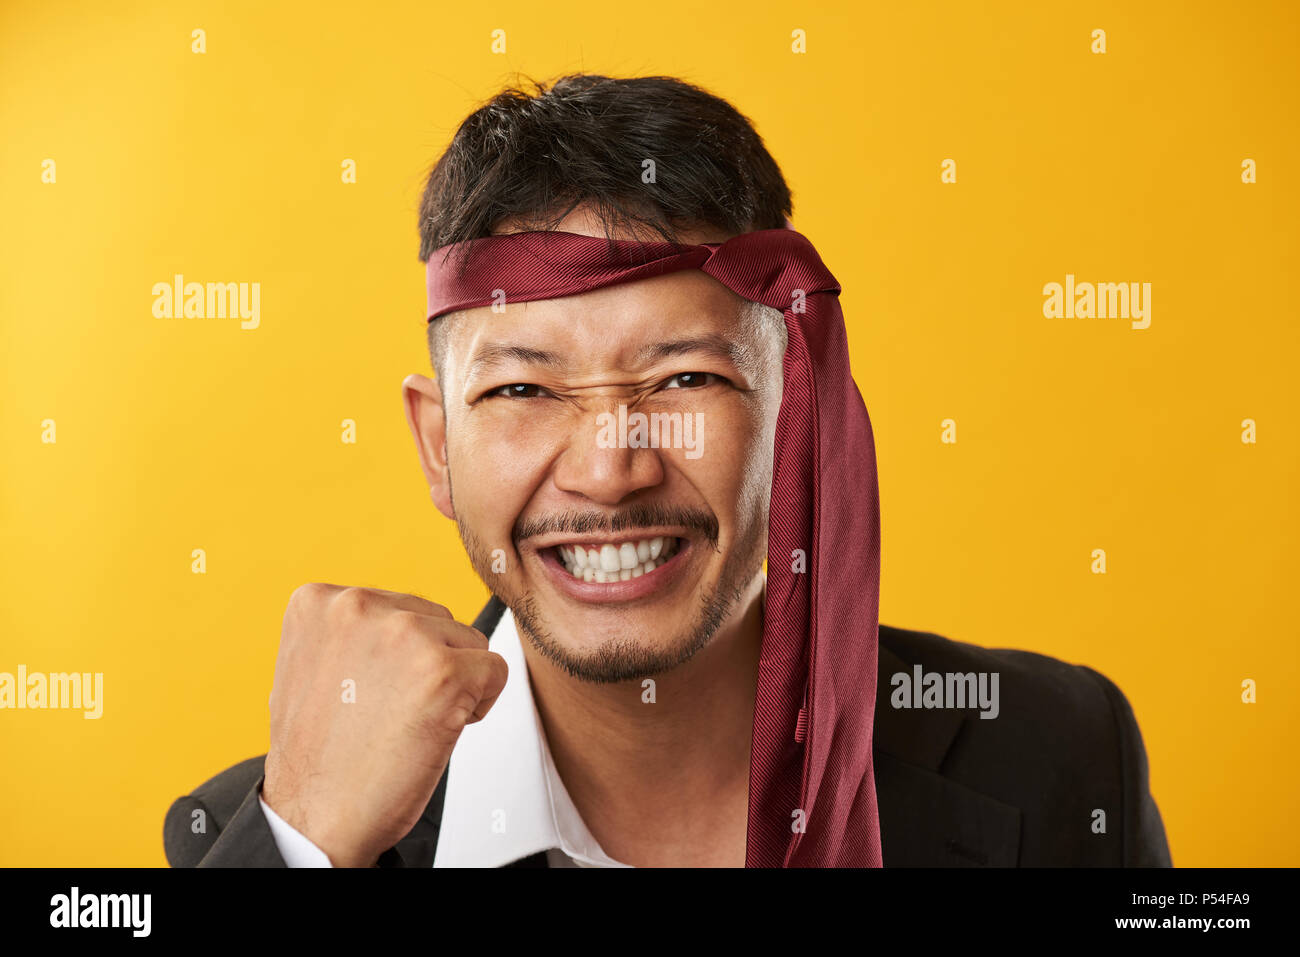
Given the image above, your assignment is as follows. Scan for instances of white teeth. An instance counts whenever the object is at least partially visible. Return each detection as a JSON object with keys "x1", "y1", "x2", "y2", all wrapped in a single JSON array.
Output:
[{"x1": 556, "y1": 537, "x2": 679, "y2": 582}]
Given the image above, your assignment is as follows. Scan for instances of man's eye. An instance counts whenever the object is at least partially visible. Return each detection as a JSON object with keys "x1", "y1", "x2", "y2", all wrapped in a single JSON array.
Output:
[
  {"x1": 491, "y1": 383, "x2": 547, "y2": 399},
  {"x1": 662, "y1": 372, "x2": 718, "y2": 390}
]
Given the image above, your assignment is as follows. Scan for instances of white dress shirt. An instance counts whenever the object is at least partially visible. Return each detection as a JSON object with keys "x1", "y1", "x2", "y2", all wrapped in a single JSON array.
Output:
[{"x1": 260, "y1": 605, "x2": 630, "y2": 868}]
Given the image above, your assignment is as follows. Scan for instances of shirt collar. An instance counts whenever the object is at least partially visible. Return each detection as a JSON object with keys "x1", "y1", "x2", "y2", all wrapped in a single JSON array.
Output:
[{"x1": 432, "y1": 605, "x2": 630, "y2": 868}]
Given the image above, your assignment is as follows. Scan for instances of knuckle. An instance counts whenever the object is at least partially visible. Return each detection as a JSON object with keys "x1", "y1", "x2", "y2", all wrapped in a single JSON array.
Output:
[
  {"x1": 389, "y1": 609, "x2": 427, "y2": 639},
  {"x1": 420, "y1": 645, "x2": 456, "y2": 689},
  {"x1": 289, "y1": 581, "x2": 330, "y2": 609},
  {"x1": 335, "y1": 586, "x2": 374, "y2": 617}
]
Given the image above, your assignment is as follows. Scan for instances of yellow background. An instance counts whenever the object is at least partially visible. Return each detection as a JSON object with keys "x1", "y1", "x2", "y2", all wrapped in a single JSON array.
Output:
[{"x1": 1, "y1": 0, "x2": 1296, "y2": 866}]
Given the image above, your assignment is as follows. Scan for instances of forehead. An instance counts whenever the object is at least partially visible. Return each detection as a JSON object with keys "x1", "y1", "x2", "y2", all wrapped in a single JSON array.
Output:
[{"x1": 442, "y1": 269, "x2": 757, "y2": 377}]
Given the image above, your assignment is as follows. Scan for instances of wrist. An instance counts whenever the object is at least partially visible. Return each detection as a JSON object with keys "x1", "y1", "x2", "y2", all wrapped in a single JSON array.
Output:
[
  {"x1": 261, "y1": 781, "x2": 378, "y2": 868},
  {"x1": 315, "y1": 825, "x2": 381, "y2": 868}
]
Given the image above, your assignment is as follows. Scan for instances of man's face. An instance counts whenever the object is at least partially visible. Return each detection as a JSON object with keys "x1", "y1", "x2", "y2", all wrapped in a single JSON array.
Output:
[{"x1": 408, "y1": 215, "x2": 785, "y2": 683}]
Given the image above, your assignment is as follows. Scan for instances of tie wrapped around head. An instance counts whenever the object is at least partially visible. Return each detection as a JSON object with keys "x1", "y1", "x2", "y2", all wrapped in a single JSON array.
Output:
[{"x1": 425, "y1": 225, "x2": 883, "y2": 868}]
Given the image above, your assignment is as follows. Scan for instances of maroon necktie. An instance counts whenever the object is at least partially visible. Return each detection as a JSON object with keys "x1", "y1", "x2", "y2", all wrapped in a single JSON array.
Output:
[{"x1": 426, "y1": 226, "x2": 883, "y2": 867}]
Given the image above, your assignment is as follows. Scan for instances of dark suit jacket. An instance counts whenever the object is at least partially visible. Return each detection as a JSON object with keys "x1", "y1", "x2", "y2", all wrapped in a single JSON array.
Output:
[{"x1": 164, "y1": 597, "x2": 1172, "y2": 867}]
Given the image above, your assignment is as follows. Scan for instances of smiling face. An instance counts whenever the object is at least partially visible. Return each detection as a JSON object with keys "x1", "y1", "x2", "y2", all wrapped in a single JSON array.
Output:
[{"x1": 406, "y1": 214, "x2": 786, "y2": 684}]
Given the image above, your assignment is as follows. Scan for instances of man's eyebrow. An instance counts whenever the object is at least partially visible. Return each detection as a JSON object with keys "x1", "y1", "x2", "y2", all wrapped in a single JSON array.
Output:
[
  {"x1": 633, "y1": 334, "x2": 743, "y2": 366},
  {"x1": 466, "y1": 344, "x2": 564, "y2": 378}
]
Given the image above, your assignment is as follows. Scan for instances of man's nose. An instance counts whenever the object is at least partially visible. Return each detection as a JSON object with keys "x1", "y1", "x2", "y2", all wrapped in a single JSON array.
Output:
[{"x1": 551, "y1": 404, "x2": 666, "y2": 506}]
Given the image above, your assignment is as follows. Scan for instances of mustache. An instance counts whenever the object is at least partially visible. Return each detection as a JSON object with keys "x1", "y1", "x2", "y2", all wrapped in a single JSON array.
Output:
[{"x1": 513, "y1": 503, "x2": 719, "y2": 548}]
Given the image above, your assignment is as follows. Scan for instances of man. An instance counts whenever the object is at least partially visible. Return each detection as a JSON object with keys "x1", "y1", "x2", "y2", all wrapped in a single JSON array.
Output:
[{"x1": 164, "y1": 74, "x2": 1171, "y2": 868}]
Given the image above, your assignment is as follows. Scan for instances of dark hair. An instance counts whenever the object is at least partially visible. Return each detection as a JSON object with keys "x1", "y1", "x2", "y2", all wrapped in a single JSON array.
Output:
[{"x1": 417, "y1": 73, "x2": 793, "y2": 262}]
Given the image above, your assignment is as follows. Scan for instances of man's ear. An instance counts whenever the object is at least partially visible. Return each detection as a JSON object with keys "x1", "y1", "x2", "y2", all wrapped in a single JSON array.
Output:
[{"x1": 403, "y1": 373, "x2": 455, "y2": 520}]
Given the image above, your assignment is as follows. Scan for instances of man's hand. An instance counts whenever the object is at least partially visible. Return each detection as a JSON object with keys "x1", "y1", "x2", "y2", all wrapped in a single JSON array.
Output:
[{"x1": 261, "y1": 584, "x2": 508, "y2": 867}]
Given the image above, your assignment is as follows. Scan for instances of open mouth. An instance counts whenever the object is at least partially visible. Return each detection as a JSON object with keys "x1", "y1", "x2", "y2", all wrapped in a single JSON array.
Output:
[{"x1": 550, "y1": 536, "x2": 683, "y2": 583}]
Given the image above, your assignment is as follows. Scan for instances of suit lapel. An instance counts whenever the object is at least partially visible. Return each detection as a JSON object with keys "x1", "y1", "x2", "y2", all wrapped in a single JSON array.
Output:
[
  {"x1": 873, "y1": 641, "x2": 966, "y2": 768},
  {"x1": 872, "y1": 635, "x2": 1021, "y2": 866}
]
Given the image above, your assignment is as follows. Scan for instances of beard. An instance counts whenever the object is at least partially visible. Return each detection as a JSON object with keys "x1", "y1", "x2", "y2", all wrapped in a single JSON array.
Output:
[{"x1": 453, "y1": 496, "x2": 767, "y2": 685}]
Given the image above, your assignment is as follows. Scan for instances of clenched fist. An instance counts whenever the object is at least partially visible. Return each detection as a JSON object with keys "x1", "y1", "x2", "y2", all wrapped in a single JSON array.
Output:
[{"x1": 261, "y1": 584, "x2": 508, "y2": 867}]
